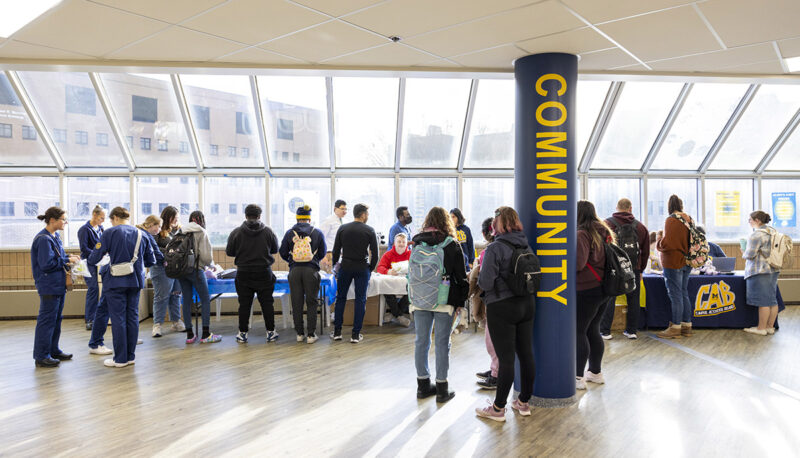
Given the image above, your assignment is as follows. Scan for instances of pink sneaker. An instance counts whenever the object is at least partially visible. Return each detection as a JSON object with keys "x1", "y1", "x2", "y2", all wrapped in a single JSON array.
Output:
[
  {"x1": 511, "y1": 399, "x2": 531, "y2": 416},
  {"x1": 475, "y1": 401, "x2": 506, "y2": 422},
  {"x1": 186, "y1": 335, "x2": 197, "y2": 344}
]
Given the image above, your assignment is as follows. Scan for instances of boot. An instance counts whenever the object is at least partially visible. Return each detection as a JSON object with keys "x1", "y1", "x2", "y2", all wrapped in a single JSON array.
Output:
[
  {"x1": 416, "y1": 378, "x2": 436, "y2": 399},
  {"x1": 436, "y1": 381, "x2": 455, "y2": 403},
  {"x1": 681, "y1": 322, "x2": 693, "y2": 337},
  {"x1": 656, "y1": 323, "x2": 682, "y2": 339}
]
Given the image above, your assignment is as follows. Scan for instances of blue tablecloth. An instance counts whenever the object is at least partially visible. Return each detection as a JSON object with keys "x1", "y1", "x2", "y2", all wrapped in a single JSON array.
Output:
[
  {"x1": 641, "y1": 273, "x2": 784, "y2": 329},
  {"x1": 203, "y1": 272, "x2": 337, "y2": 305}
]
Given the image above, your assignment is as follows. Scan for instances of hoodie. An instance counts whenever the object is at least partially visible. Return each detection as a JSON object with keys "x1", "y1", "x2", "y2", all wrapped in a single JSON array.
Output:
[
  {"x1": 411, "y1": 230, "x2": 469, "y2": 308},
  {"x1": 576, "y1": 221, "x2": 612, "y2": 291},
  {"x1": 226, "y1": 220, "x2": 279, "y2": 273},
  {"x1": 478, "y1": 230, "x2": 530, "y2": 305},
  {"x1": 279, "y1": 222, "x2": 327, "y2": 270},
  {"x1": 182, "y1": 222, "x2": 214, "y2": 268},
  {"x1": 376, "y1": 246, "x2": 411, "y2": 274},
  {"x1": 605, "y1": 211, "x2": 650, "y2": 273}
]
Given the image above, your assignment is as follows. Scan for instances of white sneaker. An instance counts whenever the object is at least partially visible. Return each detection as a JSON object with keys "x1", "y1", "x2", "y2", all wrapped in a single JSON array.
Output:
[
  {"x1": 152, "y1": 323, "x2": 162, "y2": 338},
  {"x1": 585, "y1": 371, "x2": 605, "y2": 384},
  {"x1": 744, "y1": 327, "x2": 767, "y2": 336},
  {"x1": 601, "y1": 333, "x2": 613, "y2": 340},
  {"x1": 766, "y1": 327, "x2": 776, "y2": 335},
  {"x1": 137, "y1": 339, "x2": 143, "y2": 344},
  {"x1": 622, "y1": 331, "x2": 638, "y2": 340},
  {"x1": 171, "y1": 319, "x2": 186, "y2": 332},
  {"x1": 104, "y1": 359, "x2": 130, "y2": 368},
  {"x1": 296, "y1": 334, "x2": 305, "y2": 342},
  {"x1": 89, "y1": 345, "x2": 113, "y2": 355},
  {"x1": 383, "y1": 312, "x2": 394, "y2": 324},
  {"x1": 266, "y1": 330, "x2": 279, "y2": 342},
  {"x1": 396, "y1": 315, "x2": 411, "y2": 327},
  {"x1": 576, "y1": 377, "x2": 587, "y2": 390},
  {"x1": 307, "y1": 334, "x2": 318, "y2": 344}
]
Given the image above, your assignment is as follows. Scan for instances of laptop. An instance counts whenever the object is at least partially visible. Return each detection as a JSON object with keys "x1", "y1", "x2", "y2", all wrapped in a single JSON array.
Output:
[{"x1": 711, "y1": 257, "x2": 736, "y2": 273}]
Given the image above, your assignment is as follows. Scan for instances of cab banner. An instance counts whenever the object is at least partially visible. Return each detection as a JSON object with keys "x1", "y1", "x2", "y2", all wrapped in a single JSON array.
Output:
[
  {"x1": 772, "y1": 192, "x2": 796, "y2": 228},
  {"x1": 694, "y1": 280, "x2": 736, "y2": 317}
]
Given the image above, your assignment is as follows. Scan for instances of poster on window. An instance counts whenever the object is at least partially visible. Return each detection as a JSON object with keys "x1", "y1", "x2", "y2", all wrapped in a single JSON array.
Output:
[
  {"x1": 772, "y1": 192, "x2": 796, "y2": 228},
  {"x1": 283, "y1": 189, "x2": 320, "y2": 230},
  {"x1": 715, "y1": 191, "x2": 740, "y2": 227}
]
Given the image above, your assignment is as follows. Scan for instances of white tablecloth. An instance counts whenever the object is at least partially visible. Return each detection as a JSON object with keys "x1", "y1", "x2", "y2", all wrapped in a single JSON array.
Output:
[{"x1": 345, "y1": 273, "x2": 408, "y2": 300}]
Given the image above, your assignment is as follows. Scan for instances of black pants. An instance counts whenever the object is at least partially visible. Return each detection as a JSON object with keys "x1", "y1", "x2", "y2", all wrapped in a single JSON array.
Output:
[
  {"x1": 600, "y1": 273, "x2": 641, "y2": 335},
  {"x1": 236, "y1": 270, "x2": 276, "y2": 333},
  {"x1": 486, "y1": 295, "x2": 536, "y2": 409},
  {"x1": 576, "y1": 286, "x2": 607, "y2": 377},
  {"x1": 288, "y1": 266, "x2": 320, "y2": 336},
  {"x1": 384, "y1": 294, "x2": 409, "y2": 317}
]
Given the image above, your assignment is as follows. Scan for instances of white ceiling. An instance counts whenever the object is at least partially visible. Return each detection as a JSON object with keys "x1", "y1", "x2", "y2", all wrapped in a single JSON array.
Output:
[{"x1": 0, "y1": 0, "x2": 799, "y2": 75}]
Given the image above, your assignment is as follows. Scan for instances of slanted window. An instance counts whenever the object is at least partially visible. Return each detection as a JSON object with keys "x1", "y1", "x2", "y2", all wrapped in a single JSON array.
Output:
[{"x1": 65, "y1": 85, "x2": 96, "y2": 116}]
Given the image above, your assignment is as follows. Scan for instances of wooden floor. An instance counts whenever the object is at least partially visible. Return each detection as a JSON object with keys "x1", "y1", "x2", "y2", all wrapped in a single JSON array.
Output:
[{"x1": 2, "y1": 307, "x2": 800, "y2": 458}]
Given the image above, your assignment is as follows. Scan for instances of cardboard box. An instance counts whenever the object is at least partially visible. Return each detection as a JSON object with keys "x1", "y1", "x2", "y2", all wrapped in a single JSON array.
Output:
[{"x1": 338, "y1": 295, "x2": 381, "y2": 326}]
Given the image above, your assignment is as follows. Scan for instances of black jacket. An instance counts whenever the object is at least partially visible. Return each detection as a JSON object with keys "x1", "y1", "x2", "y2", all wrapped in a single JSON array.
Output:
[
  {"x1": 225, "y1": 220, "x2": 279, "y2": 273},
  {"x1": 332, "y1": 221, "x2": 379, "y2": 272},
  {"x1": 412, "y1": 230, "x2": 469, "y2": 307},
  {"x1": 279, "y1": 222, "x2": 327, "y2": 270}
]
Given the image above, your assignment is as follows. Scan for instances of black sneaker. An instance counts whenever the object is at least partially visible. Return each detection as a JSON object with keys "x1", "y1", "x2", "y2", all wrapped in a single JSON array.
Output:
[
  {"x1": 330, "y1": 330, "x2": 342, "y2": 341},
  {"x1": 350, "y1": 334, "x2": 364, "y2": 343},
  {"x1": 477, "y1": 376, "x2": 498, "y2": 390},
  {"x1": 476, "y1": 370, "x2": 491, "y2": 380}
]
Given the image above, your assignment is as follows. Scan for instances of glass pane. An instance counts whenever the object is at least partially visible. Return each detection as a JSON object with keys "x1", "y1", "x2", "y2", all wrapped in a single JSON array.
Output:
[
  {"x1": 587, "y1": 178, "x2": 641, "y2": 221},
  {"x1": 646, "y1": 179, "x2": 699, "y2": 229},
  {"x1": 592, "y1": 82, "x2": 683, "y2": 170},
  {"x1": 462, "y1": 178, "x2": 514, "y2": 243},
  {"x1": 766, "y1": 123, "x2": 800, "y2": 171},
  {"x1": 463, "y1": 80, "x2": 513, "y2": 169},
  {"x1": 0, "y1": 74, "x2": 54, "y2": 167},
  {"x1": 333, "y1": 77, "x2": 398, "y2": 168},
  {"x1": 0, "y1": 176, "x2": 59, "y2": 247},
  {"x1": 269, "y1": 177, "x2": 331, "y2": 237},
  {"x1": 710, "y1": 84, "x2": 800, "y2": 171},
  {"x1": 400, "y1": 79, "x2": 471, "y2": 168},
  {"x1": 703, "y1": 179, "x2": 753, "y2": 241},
  {"x1": 652, "y1": 83, "x2": 749, "y2": 171},
  {"x1": 398, "y1": 177, "x2": 457, "y2": 235},
  {"x1": 135, "y1": 176, "x2": 199, "y2": 227},
  {"x1": 99, "y1": 73, "x2": 194, "y2": 168},
  {"x1": 65, "y1": 177, "x2": 130, "y2": 247},
  {"x1": 258, "y1": 76, "x2": 329, "y2": 168},
  {"x1": 181, "y1": 75, "x2": 263, "y2": 168},
  {"x1": 204, "y1": 176, "x2": 266, "y2": 246},
  {"x1": 761, "y1": 179, "x2": 800, "y2": 239},
  {"x1": 17, "y1": 71, "x2": 126, "y2": 167},
  {"x1": 335, "y1": 177, "x2": 394, "y2": 245},
  {"x1": 576, "y1": 80, "x2": 611, "y2": 165}
]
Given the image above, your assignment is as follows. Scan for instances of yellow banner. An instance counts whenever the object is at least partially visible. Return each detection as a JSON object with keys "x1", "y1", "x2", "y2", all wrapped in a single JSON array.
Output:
[{"x1": 715, "y1": 191, "x2": 740, "y2": 227}]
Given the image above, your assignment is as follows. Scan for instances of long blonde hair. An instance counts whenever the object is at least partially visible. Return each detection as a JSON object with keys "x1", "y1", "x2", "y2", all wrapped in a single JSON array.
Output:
[{"x1": 136, "y1": 215, "x2": 162, "y2": 231}]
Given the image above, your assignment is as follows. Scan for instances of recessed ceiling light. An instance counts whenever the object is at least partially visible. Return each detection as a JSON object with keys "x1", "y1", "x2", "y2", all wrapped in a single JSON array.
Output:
[
  {"x1": 0, "y1": 0, "x2": 62, "y2": 38},
  {"x1": 785, "y1": 56, "x2": 800, "y2": 73}
]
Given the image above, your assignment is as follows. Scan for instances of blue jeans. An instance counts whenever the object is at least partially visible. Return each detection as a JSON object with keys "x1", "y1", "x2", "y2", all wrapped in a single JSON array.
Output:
[
  {"x1": 333, "y1": 268, "x2": 371, "y2": 335},
  {"x1": 151, "y1": 265, "x2": 181, "y2": 324},
  {"x1": 89, "y1": 294, "x2": 109, "y2": 349},
  {"x1": 33, "y1": 294, "x2": 65, "y2": 360},
  {"x1": 178, "y1": 269, "x2": 211, "y2": 330},
  {"x1": 84, "y1": 264, "x2": 99, "y2": 323},
  {"x1": 413, "y1": 310, "x2": 453, "y2": 382},
  {"x1": 663, "y1": 266, "x2": 692, "y2": 324},
  {"x1": 106, "y1": 287, "x2": 141, "y2": 364}
]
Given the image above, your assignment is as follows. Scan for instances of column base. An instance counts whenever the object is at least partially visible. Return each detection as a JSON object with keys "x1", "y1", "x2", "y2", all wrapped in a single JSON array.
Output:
[{"x1": 531, "y1": 395, "x2": 577, "y2": 408}]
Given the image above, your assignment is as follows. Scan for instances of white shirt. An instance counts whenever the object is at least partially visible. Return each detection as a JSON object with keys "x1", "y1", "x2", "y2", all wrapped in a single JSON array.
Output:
[{"x1": 319, "y1": 213, "x2": 342, "y2": 251}]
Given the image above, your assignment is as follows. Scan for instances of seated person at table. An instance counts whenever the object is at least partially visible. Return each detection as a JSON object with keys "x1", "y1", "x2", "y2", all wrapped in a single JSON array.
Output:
[
  {"x1": 227, "y1": 204, "x2": 280, "y2": 344},
  {"x1": 279, "y1": 205, "x2": 326, "y2": 344},
  {"x1": 376, "y1": 233, "x2": 411, "y2": 327},
  {"x1": 695, "y1": 226, "x2": 726, "y2": 258}
]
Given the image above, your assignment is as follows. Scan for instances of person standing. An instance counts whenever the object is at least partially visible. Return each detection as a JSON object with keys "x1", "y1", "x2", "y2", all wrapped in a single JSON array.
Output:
[
  {"x1": 332, "y1": 203, "x2": 378, "y2": 343},
  {"x1": 77, "y1": 205, "x2": 105, "y2": 330},
  {"x1": 656, "y1": 195, "x2": 693, "y2": 339},
  {"x1": 319, "y1": 200, "x2": 347, "y2": 273},
  {"x1": 471, "y1": 217, "x2": 500, "y2": 390},
  {"x1": 88, "y1": 207, "x2": 156, "y2": 368},
  {"x1": 388, "y1": 206, "x2": 413, "y2": 246},
  {"x1": 742, "y1": 211, "x2": 781, "y2": 335},
  {"x1": 226, "y1": 204, "x2": 280, "y2": 344},
  {"x1": 151, "y1": 205, "x2": 185, "y2": 337},
  {"x1": 450, "y1": 208, "x2": 475, "y2": 271},
  {"x1": 599, "y1": 198, "x2": 649, "y2": 340},
  {"x1": 32, "y1": 207, "x2": 80, "y2": 368},
  {"x1": 279, "y1": 205, "x2": 326, "y2": 343},
  {"x1": 376, "y1": 233, "x2": 412, "y2": 327}
]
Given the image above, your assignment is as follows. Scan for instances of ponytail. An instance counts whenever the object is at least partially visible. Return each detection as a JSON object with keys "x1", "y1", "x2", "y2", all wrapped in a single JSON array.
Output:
[{"x1": 38, "y1": 206, "x2": 65, "y2": 224}]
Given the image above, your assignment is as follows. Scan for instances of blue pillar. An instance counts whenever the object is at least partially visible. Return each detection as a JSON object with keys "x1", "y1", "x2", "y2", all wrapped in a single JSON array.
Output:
[{"x1": 514, "y1": 53, "x2": 577, "y2": 407}]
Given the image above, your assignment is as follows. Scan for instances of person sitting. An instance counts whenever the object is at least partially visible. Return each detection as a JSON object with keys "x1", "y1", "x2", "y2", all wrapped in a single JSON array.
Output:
[
  {"x1": 376, "y1": 233, "x2": 411, "y2": 327},
  {"x1": 695, "y1": 226, "x2": 726, "y2": 258}
]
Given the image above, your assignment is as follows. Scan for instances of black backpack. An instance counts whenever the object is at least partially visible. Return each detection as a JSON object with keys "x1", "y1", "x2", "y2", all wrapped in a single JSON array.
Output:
[
  {"x1": 164, "y1": 231, "x2": 198, "y2": 279},
  {"x1": 590, "y1": 242, "x2": 636, "y2": 297},
  {"x1": 496, "y1": 239, "x2": 541, "y2": 296},
  {"x1": 609, "y1": 219, "x2": 640, "y2": 270}
]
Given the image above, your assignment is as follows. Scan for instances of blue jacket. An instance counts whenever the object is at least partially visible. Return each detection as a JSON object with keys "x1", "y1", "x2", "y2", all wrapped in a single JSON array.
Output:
[
  {"x1": 143, "y1": 231, "x2": 165, "y2": 265},
  {"x1": 709, "y1": 242, "x2": 726, "y2": 259},
  {"x1": 88, "y1": 225, "x2": 156, "y2": 289},
  {"x1": 77, "y1": 220, "x2": 103, "y2": 260},
  {"x1": 388, "y1": 221, "x2": 410, "y2": 246},
  {"x1": 279, "y1": 222, "x2": 326, "y2": 270},
  {"x1": 31, "y1": 229, "x2": 69, "y2": 296},
  {"x1": 455, "y1": 224, "x2": 475, "y2": 266}
]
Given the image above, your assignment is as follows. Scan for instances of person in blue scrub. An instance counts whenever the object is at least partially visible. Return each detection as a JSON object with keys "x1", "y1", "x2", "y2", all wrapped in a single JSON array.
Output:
[
  {"x1": 32, "y1": 207, "x2": 80, "y2": 368},
  {"x1": 77, "y1": 205, "x2": 105, "y2": 330},
  {"x1": 88, "y1": 206, "x2": 156, "y2": 368}
]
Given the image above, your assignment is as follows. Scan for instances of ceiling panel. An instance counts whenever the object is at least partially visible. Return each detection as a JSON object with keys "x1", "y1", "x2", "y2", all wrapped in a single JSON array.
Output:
[
  {"x1": 322, "y1": 43, "x2": 436, "y2": 66},
  {"x1": 578, "y1": 47, "x2": 637, "y2": 70},
  {"x1": 450, "y1": 44, "x2": 528, "y2": 69},
  {"x1": 598, "y1": 6, "x2": 722, "y2": 62},
  {"x1": 777, "y1": 37, "x2": 800, "y2": 58},
  {"x1": 91, "y1": 0, "x2": 227, "y2": 24},
  {"x1": 291, "y1": 0, "x2": 385, "y2": 17},
  {"x1": 413, "y1": 58, "x2": 462, "y2": 68},
  {"x1": 403, "y1": 1, "x2": 583, "y2": 58},
  {"x1": 213, "y1": 46, "x2": 306, "y2": 64},
  {"x1": 182, "y1": 0, "x2": 330, "y2": 45},
  {"x1": 721, "y1": 60, "x2": 786, "y2": 74},
  {"x1": 560, "y1": 0, "x2": 694, "y2": 24},
  {"x1": 0, "y1": 40, "x2": 95, "y2": 60},
  {"x1": 12, "y1": 1, "x2": 169, "y2": 57},
  {"x1": 342, "y1": 0, "x2": 538, "y2": 40},
  {"x1": 260, "y1": 20, "x2": 387, "y2": 63},
  {"x1": 698, "y1": 0, "x2": 800, "y2": 48},
  {"x1": 648, "y1": 43, "x2": 777, "y2": 72},
  {"x1": 517, "y1": 27, "x2": 614, "y2": 56},
  {"x1": 107, "y1": 26, "x2": 245, "y2": 61}
]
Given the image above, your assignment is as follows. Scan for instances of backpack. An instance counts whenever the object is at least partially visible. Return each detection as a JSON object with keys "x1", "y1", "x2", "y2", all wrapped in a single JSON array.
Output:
[
  {"x1": 496, "y1": 239, "x2": 541, "y2": 296},
  {"x1": 291, "y1": 229, "x2": 315, "y2": 263},
  {"x1": 609, "y1": 219, "x2": 640, "y2": 271},
  {"x1": 760, "y1": 227, "x2": 793, "y2": 270},
  {"x1": 407, "y1": 236, "x2": 453, "y2": 311},
  {"x1": 587, "y1": 240, "x2": 637, "y2": 297},
  {"x1": 164, "y1": 230, "x2": 197, "y2": 278},
  {"x1": 670, "y1": 213, "x2": 709, "y2": 268}
]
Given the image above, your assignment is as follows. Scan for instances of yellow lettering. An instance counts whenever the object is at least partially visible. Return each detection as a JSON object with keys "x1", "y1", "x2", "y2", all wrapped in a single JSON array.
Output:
[
  {"x1": 720, "y1": 280, "x2": 735, "y2": 305},
  {"x1": 537, "y1": 222, "x2": 567, "y2": 244},
  {"x1": 536, "y1": 132, "x2": 567, "y2": 158},
  {"x1": 706, "y1": 283, "x2": 722, "y2": 310},
  {"x1": 535, "y1": 73, "x2": 567, "y2": 96},
  {"x1": 541, "y1": 259, "x2": 568, "y2": 281},
  {"x1": 536, "y1": 249, "x2": 566, "y2": 256},
  {"x1": 537, "y1": 282, "x2": 567, "y2": 305},
  {"x1": 536, "y1": 163, "x2": 567, "y2": 189},
  {"x1": 695, "y1": 284, "x2": 710, "y2": 310},
  {"x1": 536, "y1": 101, "x2": 567, "y2": 127},
  {"x1": 536, "y1": 195, "x2": 567, "y2": 216}
]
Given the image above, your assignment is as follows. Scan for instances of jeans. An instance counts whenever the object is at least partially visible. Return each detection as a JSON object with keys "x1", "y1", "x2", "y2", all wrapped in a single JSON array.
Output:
[
  {"x1": 413, "y1": 309, "x2": 453, "y2": 382},
  {"x1": 486, "y1": 295, "x2": 536, "y2": 408},
  {"x1": 333, "y1": 268, "x2": 371, "y2": 336},
  {"x1": 84, "y1": 264, "x2": 99, "y2": 323},
  {"x1": 151, "y1": 265, "x2": 181, "y2": 324},
  {"x1": 288, "y1": 266, "x2": 319, "y2": 336},
  {"x1": 106, "y1": 287, "x2": 141, "y2": 364},
  {"x1": 178, "y1": 269, "x2": 211, "y2": 331},
  {"x1": 89, "y1": 294, "x2": 109, "y2": 349},
  {"x1": 600, "y1": 272, "x2": 641, "y2": 335},
  {"x1": 663, "y1": 266, "x2": 692, "y2": 324},
  {"x1": 576, "y1": 286, "x2": 607, "y2": 377},
  {"x1": 236, "y1": 270, "x2": 276, "y2": 333},
  {"x1": 385, "y1": 294, "x2": 409, "y2": 317},
  {"x1": 33, "y1": 294, "x2": 65, "y2": 360}
]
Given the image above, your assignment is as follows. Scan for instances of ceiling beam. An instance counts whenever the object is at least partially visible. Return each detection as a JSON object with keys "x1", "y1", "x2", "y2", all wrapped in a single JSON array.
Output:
[
  {"x1": 172, "y1": 74, "x2": 205, "y2": 172},
  {"x1": 457, "y1": 79, "x2": 479, "y2": 173},
  {"x1": 249, "y1": 75, "x2": 271, "y2": 174},
  {"x1": 641, "y1": 83, "x2": 693, "y2": 173},
  {"x1": 699, "y1": 84, "x2": 758, "y2": 173},
  {"x1": 394, "y1": 78, "x2": 406, "y2": 173},
  {"x1": 755, "y1": 107, "x2": 800, "y2": 173},
  {"x1": 89, "y1": 72, "x2": 135, "y2": 172},
  {"x1": 579, "y1": 81, "x2": 622, "y2": 173}
]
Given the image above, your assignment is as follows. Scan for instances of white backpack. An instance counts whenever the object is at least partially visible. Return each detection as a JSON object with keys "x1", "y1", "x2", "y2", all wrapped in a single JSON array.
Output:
[{"x1": 760, "y1": 227, "x2": 793, "y2": 270}]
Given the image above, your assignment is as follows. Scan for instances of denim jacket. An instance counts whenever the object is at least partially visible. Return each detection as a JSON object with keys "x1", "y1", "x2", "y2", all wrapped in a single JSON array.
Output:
[{"x1": 742, "y1": 226, "x2": 776, "y2": 279}]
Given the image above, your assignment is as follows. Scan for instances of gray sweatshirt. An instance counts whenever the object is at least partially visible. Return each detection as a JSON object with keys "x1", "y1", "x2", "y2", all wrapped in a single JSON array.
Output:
[
  {"x1": 478, "y1": 230, "x2": 530, "y2": 305},
  {"x1": 182, "y1": 222, "x2": 214, "y2": 268}
]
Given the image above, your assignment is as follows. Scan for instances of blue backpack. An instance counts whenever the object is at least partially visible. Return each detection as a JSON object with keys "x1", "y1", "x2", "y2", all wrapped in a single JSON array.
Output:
[{"x1": 408, "y1": 236, "x2": 454, "y2": 311}]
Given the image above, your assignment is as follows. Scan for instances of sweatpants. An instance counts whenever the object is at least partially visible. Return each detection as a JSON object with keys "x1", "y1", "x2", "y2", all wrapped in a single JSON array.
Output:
[
  {"x1": 288, "y1": 266, "x2": 320, "y2": 336},
  {"x1": 236, "y1": 270, "x2": 276, "y2": 333}
]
